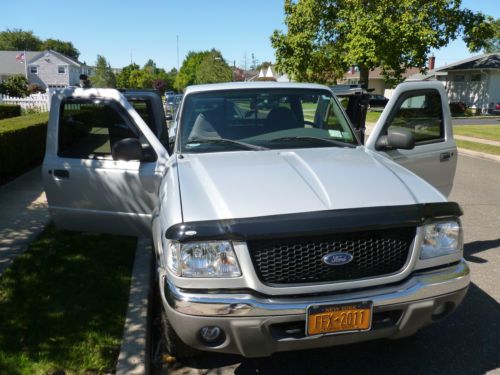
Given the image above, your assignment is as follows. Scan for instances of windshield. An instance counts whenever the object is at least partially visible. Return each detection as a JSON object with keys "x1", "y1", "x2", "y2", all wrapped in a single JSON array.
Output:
[{"x1": 178, "y1": 88, "x2": 358, "y2": 153}]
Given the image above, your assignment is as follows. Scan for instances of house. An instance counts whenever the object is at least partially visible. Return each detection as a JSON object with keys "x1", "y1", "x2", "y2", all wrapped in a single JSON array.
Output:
[
  {"x1": 0, "y1": 50, "x2": 92, "y2": 89},
  {"x1": 339, "y1": 66, "x2": 421, "y2": 95},
  {"x1": 408, "y1": 53, "x2": 500, "y2": 113},
  {"x1": 246, "y1": 65, "x2": 291, "y2": 82}
]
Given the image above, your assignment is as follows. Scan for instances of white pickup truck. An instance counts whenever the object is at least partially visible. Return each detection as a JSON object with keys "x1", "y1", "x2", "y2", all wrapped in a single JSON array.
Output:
[{"x1": 43, "y1": 81, "x2": 469, "y2": 358}]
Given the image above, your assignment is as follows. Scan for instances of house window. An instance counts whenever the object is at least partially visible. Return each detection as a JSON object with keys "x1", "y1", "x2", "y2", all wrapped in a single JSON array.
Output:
[
  {"x1": 471, "y1": 73, "x2": 481, "y2": 82},
  {"x1": 58, "y1": 66, "x2": 66, "y2": 74},
  {"x1": 30, "y1": 66, "x2": 38, "y2": 74},
  {"x1": 454, "y1": 75, "x2": 465, "y2": 82}
]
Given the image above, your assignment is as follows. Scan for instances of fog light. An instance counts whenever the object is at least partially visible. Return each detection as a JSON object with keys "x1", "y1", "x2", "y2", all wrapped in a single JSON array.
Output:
[
  {"x1": 199, "y1": 326, "x2": 224, "y2": 345},
  {"x1": 433, "y1": 303, "x2": 446, "y2": 316}
]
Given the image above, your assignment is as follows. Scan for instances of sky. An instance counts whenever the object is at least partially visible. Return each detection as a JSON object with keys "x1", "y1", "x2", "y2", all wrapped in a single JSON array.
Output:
[{"x1": 1, "y1": 0, "x2": 499, "y2": 71}]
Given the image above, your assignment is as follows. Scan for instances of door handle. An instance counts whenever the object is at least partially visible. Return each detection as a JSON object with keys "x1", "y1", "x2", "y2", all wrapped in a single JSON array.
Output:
[
  {"x1": 440, "y1": 152, "x2": 451, "y2": 162},
  {"x1": 51, "y1": 169, "x2": 70, "y2": 179}
]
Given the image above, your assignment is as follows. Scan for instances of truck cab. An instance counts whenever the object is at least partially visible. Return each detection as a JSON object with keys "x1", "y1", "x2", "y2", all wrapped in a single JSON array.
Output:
[{"x1": 42, "y1": 81, "x2": 468, "y2": 358}]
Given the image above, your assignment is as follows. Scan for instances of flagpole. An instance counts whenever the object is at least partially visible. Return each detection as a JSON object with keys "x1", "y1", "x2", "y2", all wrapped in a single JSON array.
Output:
[{"x1": 24, "y1": 50, "x2": 28, "y2": 80}]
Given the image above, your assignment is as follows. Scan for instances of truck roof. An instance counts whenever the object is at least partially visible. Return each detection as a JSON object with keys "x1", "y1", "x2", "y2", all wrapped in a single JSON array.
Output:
[{"x1": 184, "y1": 81, "x2": 331, "y2": 95}]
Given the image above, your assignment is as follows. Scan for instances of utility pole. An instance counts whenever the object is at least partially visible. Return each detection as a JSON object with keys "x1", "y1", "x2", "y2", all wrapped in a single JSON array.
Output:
[{"x1": 176, "y1": 35, "x2": 180, "y2": 71}]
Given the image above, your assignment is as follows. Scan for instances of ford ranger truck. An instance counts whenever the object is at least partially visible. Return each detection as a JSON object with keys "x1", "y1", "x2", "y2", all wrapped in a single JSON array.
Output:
[{"x1": 42, "y1": 81, "x2": 469, "y2": 358}]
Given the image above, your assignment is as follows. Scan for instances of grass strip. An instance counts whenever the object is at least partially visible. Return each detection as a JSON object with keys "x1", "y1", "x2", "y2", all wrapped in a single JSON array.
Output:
[
  {"x1": 0, "y1": 224, "x2": 137, "y2": 374},
  {"x1": 366, "y1": 111, "x2": 381, "y2": 123},
  {"x1": 453, "y1": 125, "x2": 500, "y2": 142},
  {"x1": 456, "y1": 140, "x2": 500, "y2": 156}
]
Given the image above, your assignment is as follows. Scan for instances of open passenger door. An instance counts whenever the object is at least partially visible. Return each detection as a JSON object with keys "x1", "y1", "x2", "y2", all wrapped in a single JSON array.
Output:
[
  {"x1": 365, "y1": 81, "x2": 457, "y2": 196},
  {"x1": 42, "y1": 88, "x2": 169, "y2": 236}
]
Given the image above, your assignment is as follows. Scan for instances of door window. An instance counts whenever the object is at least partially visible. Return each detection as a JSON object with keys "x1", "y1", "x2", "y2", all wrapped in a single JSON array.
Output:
[
  {"x1": 386, "y1": 90, "x2": 443, "y2": 144},
  {"x1": 58, "y1": 100, "x2": 139, "y2": 159}
]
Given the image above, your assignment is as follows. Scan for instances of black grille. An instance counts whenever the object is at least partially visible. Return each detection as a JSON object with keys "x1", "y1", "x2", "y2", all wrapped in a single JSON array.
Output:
[{"x1": 247, "y1": 227, "x2": 416, "y2": 285}]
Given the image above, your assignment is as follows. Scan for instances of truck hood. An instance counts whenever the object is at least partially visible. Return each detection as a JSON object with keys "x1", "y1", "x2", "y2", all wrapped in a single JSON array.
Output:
[{"x1": 176, "y1": 147, "x2": 445, "y2": 222}]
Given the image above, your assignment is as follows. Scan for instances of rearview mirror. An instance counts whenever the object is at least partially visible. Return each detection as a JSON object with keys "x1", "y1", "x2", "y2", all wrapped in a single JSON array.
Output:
[
  {"x1": 375, "y1": 128, "x2": 415, "y2": 151},
  {"x1": 112, "y1": 138, "x2": 143, "y2": 161}
]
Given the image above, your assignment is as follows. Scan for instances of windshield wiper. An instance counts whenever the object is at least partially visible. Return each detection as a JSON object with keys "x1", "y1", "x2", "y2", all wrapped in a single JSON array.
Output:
[
  {"x1": 186, "y1": 137, "x2": 268, "y2": 151},
  {"x1": 270, "y1": 136, "x2": 356, "y2": 148}
]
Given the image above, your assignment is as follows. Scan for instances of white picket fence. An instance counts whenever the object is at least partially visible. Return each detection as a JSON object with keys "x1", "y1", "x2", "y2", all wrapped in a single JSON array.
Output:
[{"x1": 0, "y1": 93, "x2": 50, "y2": 112}]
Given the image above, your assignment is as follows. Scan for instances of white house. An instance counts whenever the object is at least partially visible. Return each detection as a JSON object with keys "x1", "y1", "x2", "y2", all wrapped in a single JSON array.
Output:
[
  {"x1": 407, "y1": 53, "x2": 500, "y2": 113},
  {"x1": 0, "y1": 50, "x2": 92, "y2": 89}
]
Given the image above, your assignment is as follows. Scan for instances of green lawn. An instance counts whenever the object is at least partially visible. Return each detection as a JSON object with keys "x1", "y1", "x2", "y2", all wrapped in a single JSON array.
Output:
[
  {"x1": 366, "y1": 111, "x2": 382, "y2": 123},
  {"x1": 453, "y1": 125, "x2": 500, "y2": 142},
  {"x1": 0, "y1": 224, "x2": 137, "y2": 374},
  {"x1": 456, "y1": 140, "x2": 500, "y2": 156}
]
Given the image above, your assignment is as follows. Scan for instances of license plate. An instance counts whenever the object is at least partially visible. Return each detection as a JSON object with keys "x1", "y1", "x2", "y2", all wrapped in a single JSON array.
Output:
[{"x1": 306, "y1": 301, "x2": 372, "y2": 336}]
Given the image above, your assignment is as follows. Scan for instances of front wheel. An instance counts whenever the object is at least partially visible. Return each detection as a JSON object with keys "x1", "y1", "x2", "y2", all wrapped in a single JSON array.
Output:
[{"x1": 161, "y1": 308, "x2": 201, "y2": 360}]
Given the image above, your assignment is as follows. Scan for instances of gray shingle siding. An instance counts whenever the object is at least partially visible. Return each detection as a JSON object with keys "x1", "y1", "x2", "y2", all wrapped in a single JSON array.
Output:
[
  {"x1": 0, "y1": 50, "x2": 83, "y2": 89},
  {"x1": 29, "y1": 53, "x2": 73, "y2": 89}
]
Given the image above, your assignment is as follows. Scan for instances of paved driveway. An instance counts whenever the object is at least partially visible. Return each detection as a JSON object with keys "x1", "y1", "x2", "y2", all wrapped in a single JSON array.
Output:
[{"x1": 164, "y1": 154, "x2": 500, "y2": 375}]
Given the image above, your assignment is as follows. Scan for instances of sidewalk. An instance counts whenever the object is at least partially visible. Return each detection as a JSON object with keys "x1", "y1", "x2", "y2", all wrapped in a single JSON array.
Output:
[
  {"x1": 454, "y1": 134, "x2": 500, "y2": 148},
  {"x1": 0, "y1": 167, "x2": 49, "y2": 275}
]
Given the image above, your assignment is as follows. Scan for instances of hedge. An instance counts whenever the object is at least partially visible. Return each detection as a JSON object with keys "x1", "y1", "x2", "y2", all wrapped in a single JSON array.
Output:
[
  {"x1": 0, "y1": 104, "x2": 22, "y2": 120},
  {"x1": 0, "y1": 113, "x2": 49, "y2": 177}
]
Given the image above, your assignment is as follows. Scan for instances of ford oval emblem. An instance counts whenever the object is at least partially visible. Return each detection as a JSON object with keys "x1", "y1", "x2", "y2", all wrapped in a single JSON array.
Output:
[{"x1": 322, "y1": 252, "x2": 353, "y2": 266}]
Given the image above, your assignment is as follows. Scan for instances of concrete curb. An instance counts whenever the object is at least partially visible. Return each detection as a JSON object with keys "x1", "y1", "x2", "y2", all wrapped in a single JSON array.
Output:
[
  {"x1": 458, "y1": 148, "x2": 500, "y2": 163},
  {"x1": 116, "y1": 237, "x2": 153, "y2": 375}
]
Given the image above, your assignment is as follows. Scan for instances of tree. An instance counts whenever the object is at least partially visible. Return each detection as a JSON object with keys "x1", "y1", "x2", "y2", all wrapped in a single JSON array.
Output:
[
  {"x1": 195, "y1": 50, "x2": 233, "y2": 84},
  {"x1": 174, "y1": 49, "x2": 232, "y2": 91},
  {"x1": 0, "y1": 75, "x2": 29, "y2": 97},
  {"x1": 271, "y1": 0, "x2": 496, "y2": 85},
  {"x1": 116, "y1": 63, "x2": 140, "y2": 88},
  {"x1": 174, "y1": 50, "x2": 211, "y2": 91},
  {"x1": 256, "y1": 61, "x2": 273, "y2": 71},
  {"x1": 0, "y1": 28, "x2": 42, "y2": 50},
  {"x1": 483, "y1": 18, "x2": 500, "y2": 53},
  {"x1": 91, "y1": 55, "x2": 116, "y2": 88},
  {"x1": 41, "y1": 38, "x2": 80, "y2": 60},
  {"x1": 128, "y1": 69, "x2": 154, "y2": 89}
]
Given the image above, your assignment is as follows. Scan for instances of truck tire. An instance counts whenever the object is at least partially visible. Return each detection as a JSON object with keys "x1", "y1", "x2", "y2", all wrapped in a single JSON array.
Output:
[{"x1": 161, "y1": 308, "x2": 201, "y2": 360}]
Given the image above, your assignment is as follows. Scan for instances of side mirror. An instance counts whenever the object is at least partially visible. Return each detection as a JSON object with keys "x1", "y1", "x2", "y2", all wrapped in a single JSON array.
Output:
[
  {"x1": 376, "y1": 128, "x2": 415, "y2": 151},
  {"x1": 112, "y1": 138, "x2": 143, "y2": 161}
]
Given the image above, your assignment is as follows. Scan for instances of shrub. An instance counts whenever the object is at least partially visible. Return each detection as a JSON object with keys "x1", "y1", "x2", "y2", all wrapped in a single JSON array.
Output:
[
  {"x1": 0, "y1": 75, "x2": 29, "y2": 97},
  {"x1": 0, "y1": 112, "x2": 48, "y2": 177},
  {"x1": 449, "y1": 101, "x2": 467, "y2": 115},
  {"x1": 0, "y1": 104, "x2": 21, "y2": 120}
]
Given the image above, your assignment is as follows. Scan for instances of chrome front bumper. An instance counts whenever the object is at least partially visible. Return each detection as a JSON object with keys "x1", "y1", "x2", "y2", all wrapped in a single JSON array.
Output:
[{"x1": 161, "y1": 260, "x2": 470, "y2": 357}]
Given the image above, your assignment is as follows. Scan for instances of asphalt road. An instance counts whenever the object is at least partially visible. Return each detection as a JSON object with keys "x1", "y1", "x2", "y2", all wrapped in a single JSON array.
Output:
[{"x1": 163, "y1": 154, "x2": 500, "y2": 375}]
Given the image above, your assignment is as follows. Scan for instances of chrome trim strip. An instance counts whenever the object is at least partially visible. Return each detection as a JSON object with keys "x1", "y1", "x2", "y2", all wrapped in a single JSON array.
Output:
[{"x1": 163, "y1": 260, "x2": 469, "y2": 317}]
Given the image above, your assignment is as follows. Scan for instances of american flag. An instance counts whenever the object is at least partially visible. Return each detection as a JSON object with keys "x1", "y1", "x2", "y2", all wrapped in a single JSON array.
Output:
[{"x1": 15, "y1": 52, "x2": 25, "y2": 61}]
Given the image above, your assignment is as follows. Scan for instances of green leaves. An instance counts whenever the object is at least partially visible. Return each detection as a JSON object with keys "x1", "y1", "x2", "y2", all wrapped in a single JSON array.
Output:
[
  {"x1": 271, "y1": 0, "x2": 496, "y2": 84},
  {"x1": 41, "y1": 39, "x2": 80, "y2": 60},
  {"x1": 91, "y1": 55, "x2": 116, "y2": 88},
  {"x1": 174, "y1": 49, "x2": 232, "y2": 91},
  {"x1": 0, "y1": 75, "x2": 29, "y2": 97},
  {"x1": 0, "y1": 29, "x2": 80, "y2": 61}
]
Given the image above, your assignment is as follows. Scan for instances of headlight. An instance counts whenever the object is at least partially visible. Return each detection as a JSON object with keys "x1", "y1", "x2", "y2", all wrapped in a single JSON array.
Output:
[
  {"x1": 420, "y1": 220, "x2": 462, "y2": 259},
  {"x1": 166, "y1": 240, "x2": 241, "y2": 278}
]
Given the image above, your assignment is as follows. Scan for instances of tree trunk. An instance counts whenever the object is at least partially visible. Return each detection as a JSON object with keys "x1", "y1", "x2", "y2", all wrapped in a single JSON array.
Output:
[{"x1": 359, "y1": 64, "x2": 369, "y2": 89}]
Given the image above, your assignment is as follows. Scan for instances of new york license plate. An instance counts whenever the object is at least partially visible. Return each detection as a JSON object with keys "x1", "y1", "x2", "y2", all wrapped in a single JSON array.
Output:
[{"x1": 307, "y1": 301, "x2": 372, "y2": 336}]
